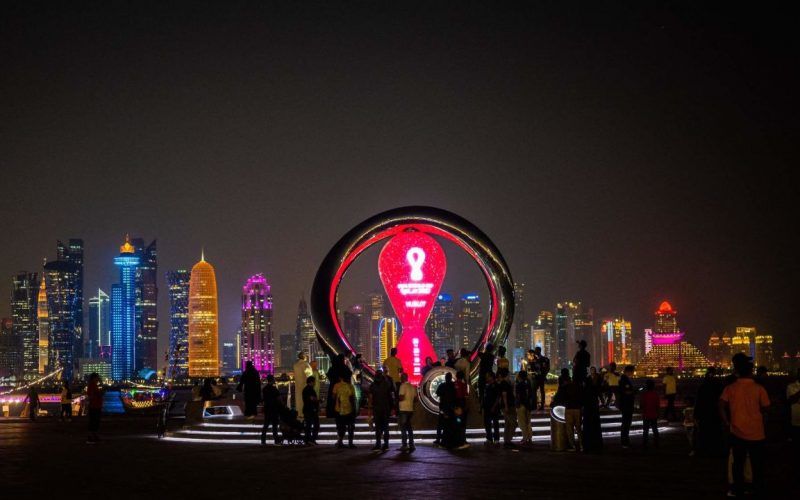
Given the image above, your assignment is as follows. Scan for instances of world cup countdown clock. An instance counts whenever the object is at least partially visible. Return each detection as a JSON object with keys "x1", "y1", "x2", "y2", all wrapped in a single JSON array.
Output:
[{"x1": 309, "y1": 206, "x2": 514, "y2": 414}]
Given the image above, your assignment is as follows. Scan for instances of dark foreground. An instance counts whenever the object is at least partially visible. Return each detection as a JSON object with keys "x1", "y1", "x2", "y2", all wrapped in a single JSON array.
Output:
[{"x1": 0, "y1": 416, "x2": 793, "y2": 499}]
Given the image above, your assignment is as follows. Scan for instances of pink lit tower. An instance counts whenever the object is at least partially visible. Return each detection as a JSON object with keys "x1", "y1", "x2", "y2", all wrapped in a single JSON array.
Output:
[{"x1": 241, "y1": 274, "x2": 274, "y2": 375}]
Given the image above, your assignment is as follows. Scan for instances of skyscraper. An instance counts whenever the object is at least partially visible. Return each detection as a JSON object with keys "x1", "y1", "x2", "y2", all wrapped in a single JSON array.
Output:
[
  {"x1": 295, "y1": 295, "x2": 316, "y2": 362},
  {"x1": 364, "y1": 292, "x2": 385, "y2": 367},
  {"x1": 37, "y1": 275, "x2": 49, "y2": 374},
  {"x1": 188, "y1": 252, "x2": 219, "y2": 378},
  {"x1": 166, "y1": 270, "x2": 190, "y2": 379},
  {"x1": 56, "y1": 239, "x2": 83, "y2": 361},
  {"x1": 732, "y1": 327, "x2": 756, "y2": 359},
  {"x1": 278, "y1": 333, "x2": 295, "y2": 370},
  {"x1": 111, "y1": 236, "x2": 139, "y2": 381},
  {"x1": 378, "y1": 317, "x2": 399, "y2": 363},
  {"x1": 44, "y1": 258, "x2": 80, "y2": 379},
  {"x1": 602, "y1": 317, "x2": 632, "y2": 366},
  {"x1": 573, "y1": 305, "x2": 595, "y2": 363},
  {"x1": 222, "y1": 341, "x2": 238, "y2": 375},
  {"x1": 241, "y1": 274, "x2": 274, "y2": 375},
  {"x1": 427, "y1": 293, "x2": 455, "y2": 357},
  {"x1": 554, "y1": 302, "x2": 577, "y2": 369},
  {"x1": 754, "y1": 334, "x2": 775, "y2": 370},
  {"x1": 88, "y1": 289, "x2": 110, "y2": 359},
  {"x1": 654, "y1": 301, "x2": 678, "y2": 333},
  {"x1": 459, "y1": 294, "x2": 483, "y2": 349},
  {"x1": 0, "y1": 318, "x2": 19, "y2": 378},
  {"x1": 535, "y1": 310, "x2": 555, "y2": 359},
  {"x1": 636, "y1": 301, "x2": 710, "y2": 376},
  {"x1": 11, "y1": 272, "x2": 38, "y2": 380},
  {"x1": 512, "y1": 282, "x2": 527, "y2": 351},
  {"x1": 132, "y1": 238, "x2": 158, "y2": 371},
  {"x1": 343, "y1": 304, "x2": 366, "y2": 355}
]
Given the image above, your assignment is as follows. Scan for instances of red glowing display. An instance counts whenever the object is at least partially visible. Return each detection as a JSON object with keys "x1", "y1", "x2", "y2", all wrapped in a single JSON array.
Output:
[{"x1": 378, "y1": 230, "x2": 446, "y2": 385}]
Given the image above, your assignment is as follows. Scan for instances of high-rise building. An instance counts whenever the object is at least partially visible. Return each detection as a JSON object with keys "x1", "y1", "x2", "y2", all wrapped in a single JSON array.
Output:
[
  {"x1": 555, "y1": 302, "x2": 579, "y2": 369},
  {"x1": 644, "y1": 328, "x2": 653, "y2": 355},
  {"x1": 427, "y1": 293, "x2": 455, "y2": 357},
  {"x1": 707, "y1": 332, "x2": 733, "y2": 367},
  {"x1": 754, "y1": 334, "x2": 775, "y2": 370},
  {"x1": 188, "y1": 252, "x2": 219, "y2": 378},
  {"x1": 343, "y1": 304, "x2": 366, "y2": 355},
  {"x1": 573, "y1": 305, "x2": 595, "y2": 363},
  {"x1": 166, "y1": 270, "x2": 190, "y2": 379},
  {"x1": 241, "y1": 274, "x2": 274, "y2": 375},
  {"x1": 88, "y1": 289, "x2": 110, "y2": 359},
  {"x1": 43, "y1": 258, "x2": 80, "y2": 380},
  {"x1": 602, "y1": 318, "x2": 632, "y2": 366},
  {"x1": 364, "y1": 292, "x2": 385, "y2": 367},
  {"x1": 459, "y1": 294, "x2": 483, "y2": 349},
  {"x1": 132, "y1": 238, "x2": 158, "y2": 371},
  {"x1": 378, "y1": 317, "x2": 398, "y2": 363},
  {"x1": 512, "y1": 282, "x2": 526, "y2": 351},
  {"x1": 0, "y1": 318, "x2": 19, "y2": 378},
  {"x1": 295, "y1": 295, "x2": 316, "y2": 363},
  {"x1": 732, "y1": 327, "x2": 756, "y2": 359},
  {"x1": 222, "y1": 341, "x2": 238, "y2": 375},
  {"x1": 11, "y1": 272, "x2": 38, "y2": 380},
  {"x1": 531, "y1": 326, "x2": 546, "y2": 350},
  {"x1": 56, "y1": 239, "x2": 83, "y2": 361},
  {"x1": 36, "y1": 275, "x2": 49, "y2": 374},
  {"x1": 111, "y1": 237, "x2": 139, "y2": 381},
  {"x1": 278, "y1": 333, "x2": 295, "y2": 370},
  {"x1": 636, "y1": 301, "x2": 711, "y2": 376},
  {"x1": 535, "y1": 310, "x2": 555, "y2": 360}
]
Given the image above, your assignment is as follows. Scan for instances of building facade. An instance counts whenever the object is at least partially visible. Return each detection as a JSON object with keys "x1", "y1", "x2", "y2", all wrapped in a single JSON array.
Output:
[
  {"x1": 88, "y1": 289, "x2": 110, "y2": 360},
  {"x1": 0, "y1": 318, "x2": 19, "y2": 378},
  {"x1": 378, "y1": 317, "x2": 399, "y2": 363},
  {"x1": 427, "y1": 293, "x2": 455, "y2": 357},
  {"x1": 166, "y1": 270, "x2": 190, "y2": 379},
  {"x1": 43, "y1": 259, "x2": 80, "y2": 380},
  {"x1": 111, "y1": 237, "x2": 139, "y2": 381},
  {"x1": 188, "y1": 253, "x2": 219, "y2": 378},
  {"x1": 459, "y1": 294, "x2": 483, "y2": 349},
  {"x1": 132, "y1": 238, "x2": 158, "y2": 371},
  {"x1": 56, "y1": 239, "x2": 84, "y2": 361},
  {"x1": 11, "y1": 272, "x2": 38, "y2": 380},
  {"x1": 512, "y1": 282, "x2": 527, "y2": 351},
  {"x1": 241, "y1": 274, "x2": 274, "y2": 375},
  {"x1": 37, "y1": 275, "x2": 49, "y2": 374},
  {"x1": 295, "y1": 295, "x2": 316, "y2": 363}
]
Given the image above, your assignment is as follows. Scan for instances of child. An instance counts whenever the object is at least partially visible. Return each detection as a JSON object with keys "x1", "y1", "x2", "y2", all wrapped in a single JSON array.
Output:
[
  {"x1": 639, "y1": 378, "x2": 660, "y2": 450},
  {"x1": 683, "y1": 396, "x2": 696, "y2": 456}
]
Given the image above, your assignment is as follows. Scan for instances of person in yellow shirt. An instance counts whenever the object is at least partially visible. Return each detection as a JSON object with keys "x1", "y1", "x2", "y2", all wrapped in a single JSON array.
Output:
[
  {"x1": 662, "y1": 366, "x2": 678, "y2": 421},
  {"x1": 333, "y1": 370, "x2": 356, "y2": 449},
  {"x1": 383, "y1": 347, "x2": 403, "y2": 388}
]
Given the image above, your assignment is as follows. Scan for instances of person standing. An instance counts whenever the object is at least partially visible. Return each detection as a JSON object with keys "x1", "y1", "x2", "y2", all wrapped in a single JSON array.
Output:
[
  {"x1": 454, "y1": 348, "x2": 471, "y2": 384},
  {"x1": 496, "y1": 345, "x2": 510, "y2": 372},
  {"x1": 554, "y1": 371, "x2": 583, "y2": 451},
  {"x1": 479, "y1": 344, "x2": 496, "y2": 405},
  {"x1": 640, "y1": 379, "x2": 660, "y2": 450},
  {"x1": 261, "y1": 375, "x2": 281, "y2": 445},
  {"x1": 444, "y1": 349, "x2": 457, "y2": 368},
  {"x1": 572, "y1": 340, "x2": 590, "y2": 387},
  {"x1": 720, "y1": 353, "x2": 770, "y2": 497},
  {"x1": 397, "y1": 372, "x2": 417, "y2": 452},
  {"x1": 482, "y1": 372, "x2": 500, "y2": 444},
  {"x1": 86, "y1": 373, "x2": 103, "y2": 444},
  {"x1": 309, "y1": 360, "x2": 321, "y2": 399},
  {"x1": 695, "y1": 367, "x2": 724, "y2": 457},
  {"x1": 302, "y1": 376, "x2": 320, "y2": 445},
  {"x1": 533, "y1": 346, "x2": 549, "y2": 410},
  {"x1": 515, "y1": 370, "x2": 534, "y2": 445},
  {"x1": 24, "y1": 386, "x2": 40, "y2": 421},
  {"x1": 662, "y1": 366, "x2": 678, "y2": 421},
  {"x1": 786, "y1": 368, "x2": 800, "y2": 464},
  {"x1": 333, "y1": 370, "x2": 356, "y2": 449},
  {"x1": 383, "y1": 348, "x2": 403, "y2": 388},
  {"x1": 59, "y1": 381, "x2": 72, "y2": 422},
  {"x1": 582, "y1": 367, "x2": 604, "y2": 453},
  {"x1": 497, "y1": 368, "x2": 517, "y2": 449},
  {"x1": 435, "y1": 372, "x2": 458, "y2": 448},
  {"x1": 603, "y1": 362, "x2": 620, "y2": 408},
  {"x1": 293, "y1": 353, "x2": 312, "y2": 418},
  {"x1": 618, "y1": 365, "x2": 636, "y2": 448},
  {"x1": 369, "y1": 370, "x2": 395, "y2": 451},
  {"x1": 237, "y1": 361, "x2": 262, "y2": 419}
]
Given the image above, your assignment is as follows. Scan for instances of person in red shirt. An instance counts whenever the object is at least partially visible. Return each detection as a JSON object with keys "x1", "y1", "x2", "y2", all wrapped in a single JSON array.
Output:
[
  {"x1": 640, "y1": 378, "x2": 660, "y2": 450},
  {"x1": 720, "y1": 353, "x2": 770, "y2": 497},
  {"x1": 86, "y1": 373, "x2": 103, "y2": 444},
  {"x1": 454, "y1": 371, "x2": 469, "y2": 447}
]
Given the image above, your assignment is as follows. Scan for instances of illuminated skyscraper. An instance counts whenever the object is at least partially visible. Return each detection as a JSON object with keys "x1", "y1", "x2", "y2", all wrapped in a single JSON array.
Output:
[
  {"x1": 636, "y1": 301, "x2": 710, "y2": 376},
  {"x1": 188, "y1": 252, "x2": 219, "y2": 378},
  {"x1": 132, "y1": 238, "x2": 158, "y2": 371},
  {"x1": 573, "y1": 305, "x2": 594, "y2": 362},
  {"x1": 222, "y1": 341, "x2": 239, "y2": 375},
  {"x1": 602, "y1": 318, "x2": 632, "y2": 366},
  {"x1": 754, "y1": 334, "x2": 774, "y2": 370},
  {"x1": 512, "y1": 282, "x2": 526, "y2": 351},
  {"x1": 88, "y1": 289, "x2": 110, "y2": 359},
  {"x1": 535, "y1": 310, "x2": 555, "y2": 359},
  {"x1": 378, "y1": 317, "x2": 399, "y2": 362},
  {"x1": 295, "y1": 295, "x2": 316, "y2": 362},
  {"x1": 56, "y1": 239, "x2": 83, "y2": 361},
  {"x1": 428, "y1": 293, "x2": 455, "y2": 357},
  {"x1": 654, "y1": 301, "x2": 677, "y2": 333},
  {"x1": 112, "y1": 236, "x2": 139, "y2": 381},
  {"x1": 732, "y1": 327, "x2": 756, "y2": 359},
  {"x1": 343, "y1": 304, "x2": 366, "y2": 355},
  {"x1": 459, "y1": 294, "x2": 483, "y2": 349},
  {"x1": 555, "y1": 302, "x2": 579, "y2": 368},
  {"x1": 365, "y1": 292, "x2": 385, "y2": 367},
  {"x1": 37, "y1": 275, "x2": 49, "y2": 374},
  {"x1": 166, "y1": 270, "x2": 190, "y2": 379},
  {"x1": 241, "y1": 274, "x2": 274, "y2": 375},
  {"x1": 279, "y1": 333, "x2": 294, "y2": 370},
  {"x1": 0, "y1": 318, "x2": 19, "y2": 377},
  {"x1": 11, "y1": 272, "x2": 38, "y2": 380},
  {"x1": 44, "y1": 258, "x2": 80, "y2": 380}
]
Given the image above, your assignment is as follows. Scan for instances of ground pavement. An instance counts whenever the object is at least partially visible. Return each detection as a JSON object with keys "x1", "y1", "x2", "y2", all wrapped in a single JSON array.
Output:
[{"x1": 0, "y1": 416, "x2": 793, "y2": 499}]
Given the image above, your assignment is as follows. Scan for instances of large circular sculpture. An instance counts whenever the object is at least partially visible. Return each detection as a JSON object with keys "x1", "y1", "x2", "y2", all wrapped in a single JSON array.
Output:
[{"x1": 309, "y1": 206, "x2": 514, "y2": 413}]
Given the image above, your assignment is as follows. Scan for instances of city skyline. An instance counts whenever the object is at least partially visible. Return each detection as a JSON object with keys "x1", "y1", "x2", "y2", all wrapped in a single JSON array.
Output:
[{"x1": 1, "y1": 3, "x2": 797, "y2": 373}]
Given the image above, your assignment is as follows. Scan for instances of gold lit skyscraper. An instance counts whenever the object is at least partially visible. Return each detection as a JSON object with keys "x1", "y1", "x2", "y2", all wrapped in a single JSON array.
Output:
[
  {"x1": 188, "y1": 251, "x2": 219, "y2": 378},
  {"x1": 37, "y1": 274, "x2": 49, "y2": 374}
]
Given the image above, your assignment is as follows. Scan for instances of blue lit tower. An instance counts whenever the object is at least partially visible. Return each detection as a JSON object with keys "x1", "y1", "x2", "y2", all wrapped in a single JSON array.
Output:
[
  {"x1": 43, "y1": 259, "x2": 80, "y2": 379},
  {"x1": 112, "y1": 236, "x2": 139, "y2": 381},
  {"x1": 166, "y1": 270, "x2": 190, "y2": 379}
]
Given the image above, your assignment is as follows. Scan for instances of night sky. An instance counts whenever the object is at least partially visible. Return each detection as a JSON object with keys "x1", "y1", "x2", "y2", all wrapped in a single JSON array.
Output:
[{"x1": 2, "y1": 2, "x2": 797, "y2": 368}]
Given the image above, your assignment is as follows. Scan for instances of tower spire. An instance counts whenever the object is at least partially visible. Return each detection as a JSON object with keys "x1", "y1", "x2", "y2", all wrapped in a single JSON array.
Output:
[{"x1": 201, "y1": 247, "x2": 205, "y2": 262}]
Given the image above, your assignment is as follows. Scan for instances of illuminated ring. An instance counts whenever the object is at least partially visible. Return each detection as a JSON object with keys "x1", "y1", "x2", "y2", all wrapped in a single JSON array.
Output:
[
  {"x1": 418, "y1": 365, "x2": 457, "y2": 414},
  {"x1": 311, "y1": 205, "x2": 514, "y2": 369}
]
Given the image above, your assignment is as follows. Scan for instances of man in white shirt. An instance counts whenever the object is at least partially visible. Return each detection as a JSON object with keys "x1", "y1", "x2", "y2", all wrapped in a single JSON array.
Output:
[
  {"x1": 397, "y1": 372, "x2": 418, "y2": 452},
  {"x1": 293, "y1": 353, "x2": 312, "y2": 418},
  {"x1": 454, "y1": 348, "x2": 471, "y2": 384}
]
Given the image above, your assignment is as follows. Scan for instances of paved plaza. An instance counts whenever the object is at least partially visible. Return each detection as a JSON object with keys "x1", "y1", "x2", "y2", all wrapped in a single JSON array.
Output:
[{"x1": 0, "y1": 415, "x2": 793, "y2": 498}]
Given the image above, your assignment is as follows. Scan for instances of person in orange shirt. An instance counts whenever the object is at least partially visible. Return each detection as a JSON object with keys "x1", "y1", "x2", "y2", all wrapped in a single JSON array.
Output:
[{"x1": 719, "y1": 353, "x2": 770, "y2": 497}]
